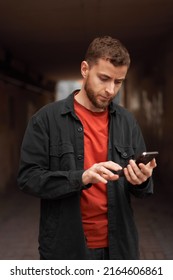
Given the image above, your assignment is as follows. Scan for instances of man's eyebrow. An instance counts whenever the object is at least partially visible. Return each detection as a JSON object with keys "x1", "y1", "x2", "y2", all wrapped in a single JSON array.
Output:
[
  {"x1": 98, "y1": 73, "x2": 125, "y2": 83},
  {"x1": 99, "y1": 73, "x2": 110, "y2": 78},
  {"x1": 115, "y1": 78, "x2": 125, "y2": 82},
  {"x1": 99, "y1": 73, "x2": 125, "y2": 80}
]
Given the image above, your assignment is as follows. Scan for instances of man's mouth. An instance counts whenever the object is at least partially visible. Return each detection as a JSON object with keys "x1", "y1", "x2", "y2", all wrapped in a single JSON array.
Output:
[{"x1": 99, "y1": 95, "x2": 110, "y2": 101}]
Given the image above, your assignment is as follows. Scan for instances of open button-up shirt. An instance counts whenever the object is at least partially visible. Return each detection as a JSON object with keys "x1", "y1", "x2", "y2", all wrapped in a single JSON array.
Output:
[{"x1": 18, "y1": 91, "x2": 153, "y2": 260}]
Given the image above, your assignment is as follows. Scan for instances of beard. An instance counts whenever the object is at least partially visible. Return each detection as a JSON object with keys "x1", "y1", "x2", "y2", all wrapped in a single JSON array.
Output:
[{"x1": 84, "y1": 79, "x2": 113, "y2": 110}]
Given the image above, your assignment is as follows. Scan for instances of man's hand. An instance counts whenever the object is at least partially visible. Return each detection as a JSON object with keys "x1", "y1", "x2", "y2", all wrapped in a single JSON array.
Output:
[
  {"x1": 123, "y1": 158, "x2": 157, "y2": 185},
  {"x1": 82, "y1": 161, "x2": 122, "y2": 185}
]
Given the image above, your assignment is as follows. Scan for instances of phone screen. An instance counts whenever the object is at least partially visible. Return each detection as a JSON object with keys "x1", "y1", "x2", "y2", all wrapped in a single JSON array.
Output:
[{"x1": 135, "y1": 151, "x2": 158, "y2": 165}]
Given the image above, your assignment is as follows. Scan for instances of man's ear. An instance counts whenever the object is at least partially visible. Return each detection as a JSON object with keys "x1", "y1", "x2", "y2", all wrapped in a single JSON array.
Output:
[{"x1": 81, "y1": 61, "x2": 89, "y2": 78}]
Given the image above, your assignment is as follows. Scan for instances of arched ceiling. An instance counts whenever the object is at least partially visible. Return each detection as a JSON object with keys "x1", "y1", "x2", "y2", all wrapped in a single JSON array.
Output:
[{"x1": 0, "y1": 0, "x2": 173, "y2": 80}]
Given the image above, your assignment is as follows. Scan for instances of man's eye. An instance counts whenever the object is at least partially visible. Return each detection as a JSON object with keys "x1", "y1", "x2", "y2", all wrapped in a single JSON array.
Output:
[
  {"x1": 99, "y1": 76, "x2": 108, "y2": 82},
  {"x1": 100, "y1": 77, "x2": 108, "y2": 81},
  {"x1": 115, "y1": 80, "x2": 122, "y2": 85}
]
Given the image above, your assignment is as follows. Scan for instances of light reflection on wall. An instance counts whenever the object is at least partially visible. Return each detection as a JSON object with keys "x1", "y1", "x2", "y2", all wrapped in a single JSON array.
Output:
[
  {"x1": 55, "y1": 80, "x2": 82, "y2": 101},
  {"x1": 142, "y1": 90, "x2": 163, "y2": 138}
]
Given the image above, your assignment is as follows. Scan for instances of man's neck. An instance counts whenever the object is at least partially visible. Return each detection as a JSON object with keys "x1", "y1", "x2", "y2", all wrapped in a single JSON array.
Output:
[{"x1": 74, "y1": 90, "x2": 105, "y2": 113}]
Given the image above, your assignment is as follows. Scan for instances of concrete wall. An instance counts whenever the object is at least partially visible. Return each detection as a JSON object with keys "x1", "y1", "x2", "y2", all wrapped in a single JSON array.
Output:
[
  {"x1": 0, "y1": 79, "x2": 54, "y2": 193},
  {"x1": 126, "y1": 38, "x2": 173, "y2": 193}
]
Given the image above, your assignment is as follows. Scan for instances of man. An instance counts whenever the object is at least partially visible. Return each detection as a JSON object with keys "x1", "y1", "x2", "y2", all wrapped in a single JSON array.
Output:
[{"x1": 17, "y1": 36, "x2": 157, "y2": 260}]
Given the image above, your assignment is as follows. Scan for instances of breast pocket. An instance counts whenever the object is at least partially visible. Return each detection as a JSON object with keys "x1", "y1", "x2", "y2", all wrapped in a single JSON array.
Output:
[
  {"x1": 49, "y1": 143, "x2": 75, "y2": 171},
  {"x1": 113, "y1": 144, "x2": 135, "y2": 168}
]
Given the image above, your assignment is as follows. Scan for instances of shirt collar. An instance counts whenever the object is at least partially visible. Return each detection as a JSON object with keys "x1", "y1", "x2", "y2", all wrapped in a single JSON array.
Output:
[{"x1": 61, "y1": 90, "x2": 117, "y2": 115}]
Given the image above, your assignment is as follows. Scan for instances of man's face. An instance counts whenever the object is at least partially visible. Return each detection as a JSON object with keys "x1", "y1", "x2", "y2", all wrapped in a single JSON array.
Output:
[{"x1": 82, "y1": 58, "x2": 128, "y2": 111}]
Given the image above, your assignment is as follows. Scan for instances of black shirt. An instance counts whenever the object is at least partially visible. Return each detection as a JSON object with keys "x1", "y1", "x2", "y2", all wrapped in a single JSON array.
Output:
[{"x1": 18, "y1": 91, "x2": 153, "y2": 259}]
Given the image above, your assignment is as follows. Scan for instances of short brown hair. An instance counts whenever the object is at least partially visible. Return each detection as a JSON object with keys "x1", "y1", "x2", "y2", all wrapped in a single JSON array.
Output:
[{"x1": 85, "y1": 36, "x2": 130, "y2": 68}]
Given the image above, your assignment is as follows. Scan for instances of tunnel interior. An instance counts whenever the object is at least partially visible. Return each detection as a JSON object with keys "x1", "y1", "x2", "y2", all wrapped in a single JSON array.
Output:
[{"x1": 0, "y1": 0, "x2": 173, "y2": 260}]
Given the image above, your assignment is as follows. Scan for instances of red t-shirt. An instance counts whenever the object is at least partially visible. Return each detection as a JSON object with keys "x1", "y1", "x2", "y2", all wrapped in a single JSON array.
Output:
[{"x1": 74, "y1": 98, "x2": 109, "y2": 248}]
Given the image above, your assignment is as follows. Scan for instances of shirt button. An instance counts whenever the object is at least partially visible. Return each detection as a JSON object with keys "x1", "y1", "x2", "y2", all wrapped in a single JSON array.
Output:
[
  {"x1": 77, "y1": 126, "x2": 83, "y2": 132},
  {"x1": 123, "y1": 152, "x2": 127, "y2": 157},
  {"x1": 77, "y1": 155, "x2": 83, "y2": 160}
]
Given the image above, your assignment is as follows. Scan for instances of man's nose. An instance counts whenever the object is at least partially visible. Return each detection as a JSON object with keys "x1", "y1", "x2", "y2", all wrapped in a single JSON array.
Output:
[{"x1": 105, "y1": 82, "x2": 115, "y2": 95}]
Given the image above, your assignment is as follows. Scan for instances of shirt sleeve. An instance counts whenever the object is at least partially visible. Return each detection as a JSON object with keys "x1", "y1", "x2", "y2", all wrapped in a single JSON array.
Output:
[{"x1": 17, "y1": 113, "x2": 88, "y2": 199}]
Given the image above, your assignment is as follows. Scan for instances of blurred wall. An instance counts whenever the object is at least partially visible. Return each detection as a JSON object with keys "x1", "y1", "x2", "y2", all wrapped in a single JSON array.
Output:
[
  {"x1": 126, "y1": 37, "x2": 173, "y2": 194},
  {"x1": 0, "y1": 79, "x2": 54, "y2": 193},
  {"x1": 162, "y1": 38, "x2": 173, "y2": 189}
]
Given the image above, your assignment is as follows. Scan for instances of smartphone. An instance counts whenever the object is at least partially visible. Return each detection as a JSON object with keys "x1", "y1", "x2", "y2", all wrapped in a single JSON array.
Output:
[
  {"x1": 116, "y1": 151, "x2": 158, "y2": 177},
  {"x1": 135, "y1": 151, "x2": 159, "y2": 165}
]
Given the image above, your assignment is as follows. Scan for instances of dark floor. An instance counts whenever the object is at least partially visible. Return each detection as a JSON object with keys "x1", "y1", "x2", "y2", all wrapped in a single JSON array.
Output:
[{"x1": 0, "y1": 182, "x2": 173, "y2": 260}]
